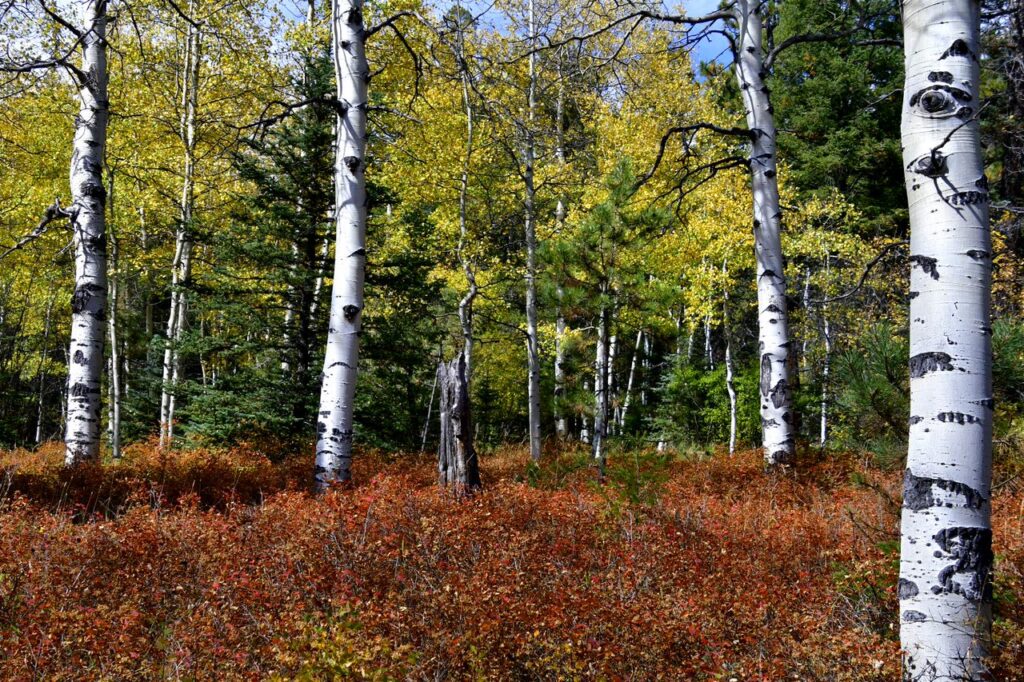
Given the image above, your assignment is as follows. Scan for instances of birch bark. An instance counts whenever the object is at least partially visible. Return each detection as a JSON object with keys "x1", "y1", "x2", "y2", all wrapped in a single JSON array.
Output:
[
  {"x1": 733, "y1": 0, "x2": 795, "y2": 466},
  {"x1": 64, "y1": 0, "x2": 109, "y2": 465},
  {"x1": 898, "y1": 1, "x2": 993, "y2": 678},
  {"x1": 315, "y1": 0, "x2": 370, "y2": 487}
]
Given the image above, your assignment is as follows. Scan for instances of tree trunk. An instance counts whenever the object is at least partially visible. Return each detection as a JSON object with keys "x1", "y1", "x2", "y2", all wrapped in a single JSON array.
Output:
[
  {"x1": 592, "y1": 304, "x2": 610, "y2": 472},
  {"x1": 107, "y1": 168, "x2": 121, "y2": 459},
  {"x1": 619, "y1": 329, "x2": 643, "y2": 430},
  {"x1": 898, "y1": 2, "x2": 993, "y2": 679},
  {"x1": 523, "y1": 0, "x2": 542, "y2": 462},
  {"x1": 553, "y1": 64, "x2": 569, "y2": 440},
  {"x1": 437, "y1": 354, "x2": 481, "y2": 491},
  {"x1": 35, "y1": 295, "x2": 54, "y2": 444},
  {"x1": 315, "y1": 0, "x2": 369, "y2": 488},
  {"x1": 723, "y1": 261, "x2": 737, "y2": 455},
  {"x1": 733, "y1": 0, "x2": 795, "y2": 467},
  {"x1": 454, "y1": 14, "x2": 478, "y2": 466},
  {"x1": 64, "y1": 0, "x2": 109, "y2": 466},
  {"x1": 159, "y1": 11, "x2": 201, "y2": 448},
  {"x1": 704, "y1": 312, "x2": 714, "y2": 370}
]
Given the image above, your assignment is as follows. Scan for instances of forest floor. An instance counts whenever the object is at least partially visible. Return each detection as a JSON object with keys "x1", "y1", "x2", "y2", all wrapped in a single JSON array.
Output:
[{"x1": 0, "y1": 442, "x2": 1022, "y2": 681}]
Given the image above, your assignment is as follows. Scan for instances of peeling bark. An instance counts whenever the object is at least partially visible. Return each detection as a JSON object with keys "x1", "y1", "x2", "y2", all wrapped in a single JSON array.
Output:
[
  {"x1": 899, "y1": 2, "x2": 993, "y2": 679},
  {"x1": 64, "y1": 1, "x2": 109, "y2": 466},
  {"x1": 315, "y1": 0, "x2": 369, "y2": 488},
  {"x1": 437, "y1": 354, "x2": 481, "y2": 491}
]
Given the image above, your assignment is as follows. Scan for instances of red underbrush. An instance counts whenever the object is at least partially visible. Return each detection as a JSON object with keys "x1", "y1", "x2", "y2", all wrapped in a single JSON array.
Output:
[{"x1": 0, "y1": 443, "x2": 1021, "y2": 680}]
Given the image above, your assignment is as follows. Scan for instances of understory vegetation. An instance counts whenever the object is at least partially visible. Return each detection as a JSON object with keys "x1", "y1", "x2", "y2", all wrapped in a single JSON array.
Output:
[{"x1": 1, "y1": 444, "x2": 1022, "y2": 681}]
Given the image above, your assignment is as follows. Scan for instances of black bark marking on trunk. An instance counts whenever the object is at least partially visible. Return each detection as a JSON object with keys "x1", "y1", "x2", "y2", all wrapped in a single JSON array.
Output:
[
  {"x1": 765, "y1": 303, "x2": 782, "y2": 313},
  {"x1": 768, "y1": 379, "x2": 788, "y2": 409},
  {"x1": 909, "y1": 152, "x2": 948, "y2": 178},
  {"x1": 904, "y1": 470, "x2": 987, "y2": 511},
  {"x1": 343, "y1": 156, "x2": 361, "y2": 174},
  {"x1": 928, "y1": 71, "x2": 954, "y2": 83},
  {"x1": 909, "y1": 291, "x2": 920, "y2": 299},
  {"x1": 342, "y1": 304, "x2": 360, "y2": 321},
  {"x1": 69, "y1": 382, "x2": 97, "y2": 397},
  {"x1": 761, "y1": 417, "x2": 779, "y2": 428},
  {"x1": 936, "y1": 411, "x2": 981, "y2": 425},
  {"x1": 80, "y1": 182, "x2": 107, "y2": 205},
  {"x1": 965, "y1": 249, "x2": 989, "y2": 260},
  {"x1": 349, "y1": 248, "x2": 366, "y2": 258},
  {"x1": 71, "y1": 283, "x2": 103, "y2": 314},
  {"x1": 909, "y1": 351, "x2": 954, "y2": 377},
  {"x1": 939, "y1": 39, "x2": 975, "y2": 61},
  {"x1": 759, "y1": 353, "x2": 772, "y2": 397},
  {"x1": 769, "y1": 449, "x2": 794, "y2": 465},
  {"x1": 951, "y1": 191, "x2": 987, "y2": 206},
  {"x1": 931, "y1": 527, "x2": 993, "y2": 602},
  {"x1": 347, "y1": 8, "x2": 363, "y2": 25},
  {"x1": 909, "y1": 415, "x2": 924, "y2": 426},
  {"x1": 83, "y1": 234, "x2": 105, "y2": 255},
  {"x1": 327, "y1": 361, "x2": 355, "y2": 369},
  {"x1": 898, "y1": 578, "x2": 920, "y2": 599},
  {"x1": 902, "y1": 610, "x2": 928, "y2": 622},
  {"x1": 971, "y1": 397, "x2": 995, "y2": 410}
]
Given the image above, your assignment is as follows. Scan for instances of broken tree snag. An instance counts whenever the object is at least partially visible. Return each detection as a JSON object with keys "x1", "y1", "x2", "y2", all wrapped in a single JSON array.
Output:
[
  {"x1": 315, "y1": 0, "x2": 370, "y2": 490},
  {"x1": 733, "y1": 0, "x2": 795, "y2": 467},
  {"x1": 64, "y1": 1, "x2": 109, "y2": 466},
  {"x1": 899, "y1": 2, "x2": 993, "y2": 680},
  {"x1": 437, "y1": 354, "x2": 481, "y2": 493}
]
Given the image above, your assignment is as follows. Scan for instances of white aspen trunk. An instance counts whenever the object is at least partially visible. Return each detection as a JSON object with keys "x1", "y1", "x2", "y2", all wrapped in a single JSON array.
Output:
[
  {"x1": 580, "y1": 378, "x2": 590, "y2": 444},
  {"x1": 523, "y1": 0, "x2": 542, "y2": 462},
  {"x1": 315, "y1": 0, "x2": 369, "y2": 487},
  {"x1": 592, "y1": 305, "x2": 609, "y2": 471},
  {"x1": 107, "y1": 169, "x2": 121, "y2": 459},
  {"x1": 819, "y1": 256, "x2": 831, "y2": 449},
  {"x1": 723, "y1": 260, "x2": 737, "y2": 455},
  {"x1": 554, "y1": 287, "x2": 569, "y2": 438},
  {"x1": 734, "y1": 0, "x2": 795, "y2": 467},
  {"x1": 819, "y1": 304, "x2": 830, "y2": 448},
  {"x1": 641, "y1": 331, "x2": 650, "y2": 407},
  {"x1": 420, "y1": 362, "x2": 438, "y2": 452},
  {"x1": 64, "y1": 0, "x2": 109, "y2": 466},
  {"x1": 160, "y1": 13, "x2": 201, "y2": 448},
  {"x1": 608, "y1": 331, "x2": 618, "y2": 434},
  {"x1": 35, "y1": 295, "x2": 54, "y2": 444},
  {"x1": 704, "y1": 312, "x2": 714, "y2": 370},
  {"x1": 619, "y1": 329, "x2": 643, "y2": 430},
  {"x1": 801, "y1": 267, "x2": 811, "y2": 373},
  {"x1": 898, "y1": 2, "x2": 993, "y2": 679},
  {"x1": 553, "y1": 68, "x2": 569, "y2": 441}
]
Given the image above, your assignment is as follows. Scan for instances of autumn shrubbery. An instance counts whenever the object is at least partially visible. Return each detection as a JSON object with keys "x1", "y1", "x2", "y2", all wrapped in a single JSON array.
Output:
[{"x1": 0, "y1": 443, "x2": 1022, "y2": 680}]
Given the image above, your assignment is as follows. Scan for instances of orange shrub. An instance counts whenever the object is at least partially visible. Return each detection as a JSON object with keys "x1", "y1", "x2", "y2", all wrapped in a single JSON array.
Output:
[{"x1": 0, "y1": 444, "x2": 1020, "y2": 680}]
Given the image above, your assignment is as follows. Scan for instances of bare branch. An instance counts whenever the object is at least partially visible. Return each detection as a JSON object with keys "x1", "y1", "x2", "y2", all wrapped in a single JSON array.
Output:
[
  {"x1": 813, "y1": 241, "x2": 907, "y2": 305},
  {"x1": 0, "y1": 199, "x2": 73, "y2": 261}
]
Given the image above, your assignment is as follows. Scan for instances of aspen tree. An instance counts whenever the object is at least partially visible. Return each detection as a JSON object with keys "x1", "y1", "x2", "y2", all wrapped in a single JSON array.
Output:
[
  {"x1": 315, "y1": 0, "x2": 370, "y2": 487},
  {"x1": 898, "y1": 1, "x2": 993, "y2": 678},
  {"x1": 65, "y1": 0, "x2": 110, "y2": 465}
]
